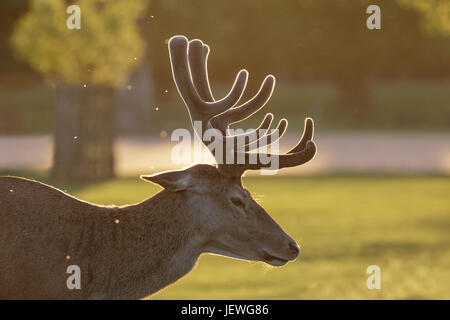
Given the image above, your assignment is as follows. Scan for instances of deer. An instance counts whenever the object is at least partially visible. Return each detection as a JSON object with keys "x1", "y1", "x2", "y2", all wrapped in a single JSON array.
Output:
[{"x1": 0, "y1": 35, "x2": 317, "y2": 300}]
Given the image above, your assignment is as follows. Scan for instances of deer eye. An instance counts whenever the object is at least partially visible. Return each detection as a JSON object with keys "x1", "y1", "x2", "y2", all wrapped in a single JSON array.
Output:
[{"x1": 231, "y1": 197, "x2": 245, "y2": 208}]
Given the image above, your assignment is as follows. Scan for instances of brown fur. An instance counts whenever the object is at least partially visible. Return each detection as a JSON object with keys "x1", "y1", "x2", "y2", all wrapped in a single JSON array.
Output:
[
  {"x1": 0, "y1": 176, "x2": 201, "y2": 299},
  {"x1": 0, "y1": 164, "x2": 299, "y2": 299}
]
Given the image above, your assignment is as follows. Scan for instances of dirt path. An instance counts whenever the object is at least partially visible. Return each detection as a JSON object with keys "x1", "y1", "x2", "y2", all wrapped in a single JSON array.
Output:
[{"x1": 0, "y1": 133, "x2": 449, "y2": 176}]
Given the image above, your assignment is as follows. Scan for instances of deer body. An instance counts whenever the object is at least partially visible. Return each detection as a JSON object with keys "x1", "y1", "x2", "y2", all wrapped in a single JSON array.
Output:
[
  {"x1": 0, "y1": 35, "x2": 317, "y2": 299},
  {"x1": 0, "y1": 176, "x2": 204, "y2": 299}
]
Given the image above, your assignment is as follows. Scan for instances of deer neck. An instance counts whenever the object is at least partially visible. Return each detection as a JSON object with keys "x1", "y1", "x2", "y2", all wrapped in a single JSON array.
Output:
[{"x1": 99, "y1": 190, "x2": 205, "y2": 299}]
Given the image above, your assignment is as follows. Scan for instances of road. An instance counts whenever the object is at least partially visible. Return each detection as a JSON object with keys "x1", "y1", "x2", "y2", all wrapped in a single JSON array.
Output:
[{"x1": 0, "y1": 132, "x2": 449, "y2": 176}]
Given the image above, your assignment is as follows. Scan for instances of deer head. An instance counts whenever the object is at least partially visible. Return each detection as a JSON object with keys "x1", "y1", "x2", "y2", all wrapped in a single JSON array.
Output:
[{"x1": 142, "y1": 36, "x2": 317, "y2": 267}]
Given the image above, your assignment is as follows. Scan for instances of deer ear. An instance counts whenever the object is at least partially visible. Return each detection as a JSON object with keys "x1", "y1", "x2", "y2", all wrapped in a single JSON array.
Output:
[{"x1": 140, "y1": 170, "x2": 193, "y2": 192}]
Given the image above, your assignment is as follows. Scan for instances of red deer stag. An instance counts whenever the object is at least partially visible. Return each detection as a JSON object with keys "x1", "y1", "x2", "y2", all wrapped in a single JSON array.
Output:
[{"x1": 0, "y1": 35, "x2": 316, "y2": 299}]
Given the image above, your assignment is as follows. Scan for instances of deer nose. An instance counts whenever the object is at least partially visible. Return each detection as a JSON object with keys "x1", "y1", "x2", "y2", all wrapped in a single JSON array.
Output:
[{"x1": 288, "y1": 241, "x2": 300, "y2": 258}]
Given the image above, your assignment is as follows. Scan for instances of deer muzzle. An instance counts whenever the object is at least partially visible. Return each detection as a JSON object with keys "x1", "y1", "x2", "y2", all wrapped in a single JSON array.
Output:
[{"x1": 260, "y1": 240, "x2": 300, "y2": 267}]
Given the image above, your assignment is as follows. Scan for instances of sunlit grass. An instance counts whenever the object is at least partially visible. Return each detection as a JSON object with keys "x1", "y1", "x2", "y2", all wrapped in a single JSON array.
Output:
[{"x1": 58, "y1": 175, "x2": 450, "y2": 299}]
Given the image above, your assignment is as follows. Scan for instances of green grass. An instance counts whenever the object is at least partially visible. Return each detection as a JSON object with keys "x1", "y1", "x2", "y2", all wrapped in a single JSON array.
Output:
[
  {"x1": 40, "y1": 174, "x2": 449, "y2": 299},
  {"x1": 1, "y1": 80, "x2": 450, "y2": 134}
]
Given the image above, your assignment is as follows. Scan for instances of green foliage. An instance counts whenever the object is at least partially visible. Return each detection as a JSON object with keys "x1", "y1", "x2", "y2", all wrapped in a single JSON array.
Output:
[
  {"x1": 4, "y1": 0, "x2": 450, "y2": 88},
  {"x1": 10, "y1": 0, "x2": 147, "y2": 87},
  {"x1": 46, "y1": 175, "x2": 450, "y2": 299},
  {"x1": 398, "y1": 0, "x2": 450, "y2": 36},
  {"x1": 146, "y1": 0, "x2": 450, "y2": 89}
]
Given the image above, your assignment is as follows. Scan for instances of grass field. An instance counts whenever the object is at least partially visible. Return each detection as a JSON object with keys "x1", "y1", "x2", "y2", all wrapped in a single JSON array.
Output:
[{"x1": 43, "y1": 174, "x2": 450, "y2": 299}]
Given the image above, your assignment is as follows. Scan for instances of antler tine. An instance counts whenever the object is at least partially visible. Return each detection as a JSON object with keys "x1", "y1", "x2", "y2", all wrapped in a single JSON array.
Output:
[
  {"x1": 240, "y1": 140, "x2": 317, "y2": 171},
  {"x1": 279, "y1": 140, "x2": 317, "y2": 168},
  {"x1": 187, "y1": 39, "x2": 214, "y2": 102},
  {"x1": 211, "y1": 69, "x2": 248, "y2": 115},
  {"x1": 168, "y1": 36, "x2": 248, "y2": 125},
  {"x1": 287, "y1": 117, "x2": 314, "y2": 153},
  {"x1": 219, "y1": 140, "x2": 316, "y2": 177},
  {"x1": 229, "y1": 113, "x2": 274, "y2": 152},
  {"x1": 169, "y1": 36, "x2": 205, "y2": 121},
  {"x1": 217, "y1": 118, "x2": 316, "y2": 176},
  {"x1": 246, "y1": 118, "x2": 288, "y2": 152},
  {"x1": 210, "y1": 75, "x2": 275, "y2": 133}
]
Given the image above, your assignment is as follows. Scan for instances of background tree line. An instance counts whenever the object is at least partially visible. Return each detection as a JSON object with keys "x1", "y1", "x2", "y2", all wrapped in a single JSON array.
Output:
[{"x1": 0, "y1": 0, "x2": 449, "y2": 181}]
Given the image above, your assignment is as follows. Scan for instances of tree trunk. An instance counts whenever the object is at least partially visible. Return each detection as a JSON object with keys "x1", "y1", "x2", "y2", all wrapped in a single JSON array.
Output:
[{"x1": 52, "y1": 83, "x2": 115, "y2": 181}]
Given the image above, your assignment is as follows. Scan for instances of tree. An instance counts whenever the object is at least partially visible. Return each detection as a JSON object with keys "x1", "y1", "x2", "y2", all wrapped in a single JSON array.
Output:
[
  {"x1": 11, "y1": 0, "x2": 147, "y2": 180},
  {"x1": 146, "y1": 0, "x2": 450, "y2": 122},
  {"x1": 398, "y1": 0, "x2": 450, "y2": 36}
]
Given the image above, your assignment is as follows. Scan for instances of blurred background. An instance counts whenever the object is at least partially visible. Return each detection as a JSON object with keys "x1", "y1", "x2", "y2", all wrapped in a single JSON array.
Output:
[{"x1": 0, "y1": 0, "x2": 449, "y2": 299}]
